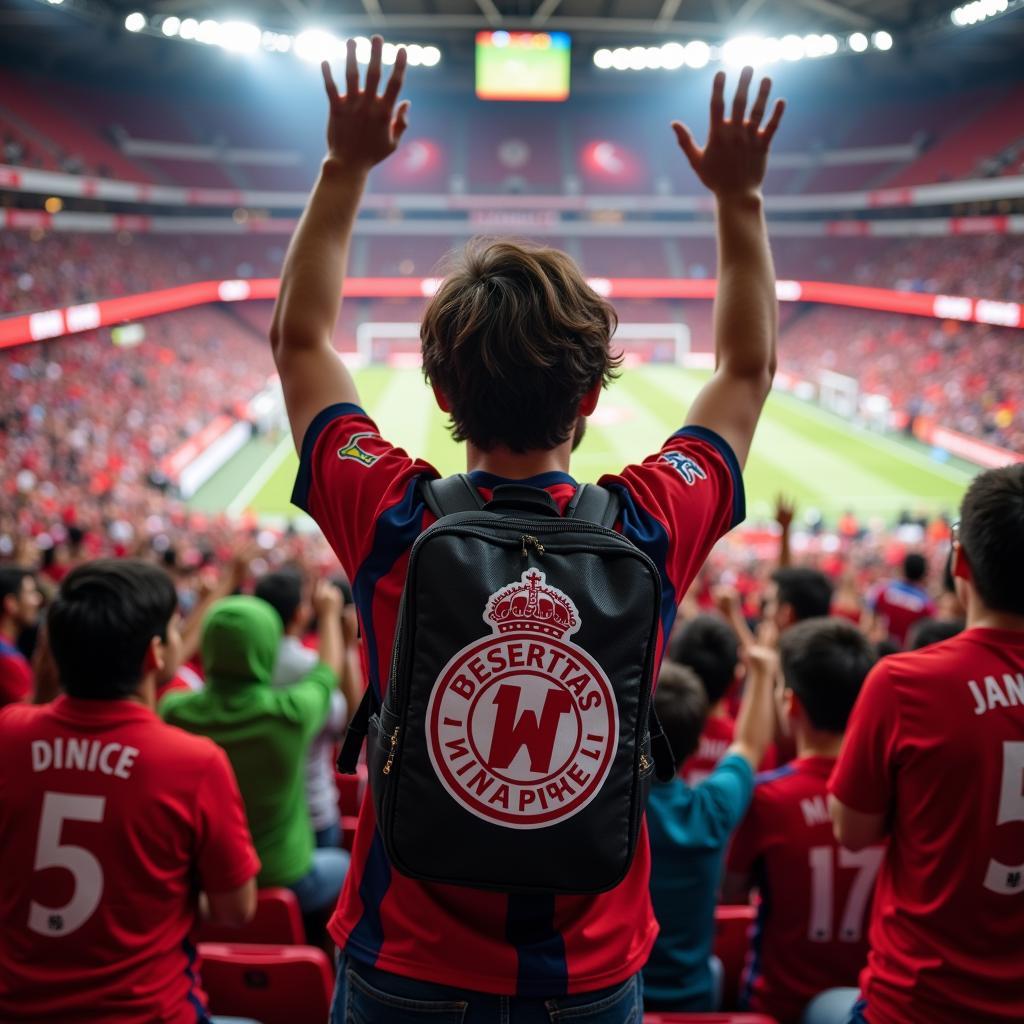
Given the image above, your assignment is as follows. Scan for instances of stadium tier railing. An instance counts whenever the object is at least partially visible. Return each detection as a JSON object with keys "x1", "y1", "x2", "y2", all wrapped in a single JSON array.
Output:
[
  {"x1": 2, "y1": 162, "x2": 1024, "y2": 213},
  {"x1": 3, "y1": 277, "x2": 1020, "y2": 352},
  {"x1": 4, "y1": 208, "x2": 1024, "y2": 241}
]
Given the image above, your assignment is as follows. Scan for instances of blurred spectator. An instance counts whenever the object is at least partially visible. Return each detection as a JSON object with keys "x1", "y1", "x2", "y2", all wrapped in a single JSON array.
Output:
[
  {"x1": 725, "y1": 619, "x2": 880, "y2": 1024},
  {"x1": 907, "y1": 616, "x2": 964, "y2": 650},
  {"x1": 160, "y1": 584, "x2": 349, "y2": 917},
  {"x1": 669, "y1": 613, "x2": 743, "y2": 786},
  {"x1": 255, "y1": 568, "x2": 358, "y2": 849},
  {"x1": 0, "y1": 559, "x2": 259, "y2": 1022},
  {"x1": 827, "y1": 465, "x2": 1024, "y2": 1024},
  {"x1": 643, "y1": 648, "x2": 776, "y2": 1012},
  {"x1": 865, "y1": 552, "x2": 936, "y2": 648},
  {"x1": 764, "y1": 568, "x2": 834, "y2": 632},
  {"x1": 0, "y1": 566, "x2": 41, "y2": 706}
]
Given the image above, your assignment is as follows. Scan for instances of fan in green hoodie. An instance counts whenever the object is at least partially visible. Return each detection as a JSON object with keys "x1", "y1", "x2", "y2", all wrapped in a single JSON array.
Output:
[{"x1": 160, "y1": 594, "x2": 338, "y2": 889}]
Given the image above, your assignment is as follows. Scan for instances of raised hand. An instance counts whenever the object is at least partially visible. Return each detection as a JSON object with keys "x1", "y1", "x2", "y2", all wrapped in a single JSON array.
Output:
[
  {"x1": 321, "y1": 35, "x2": 409, "y2": 171},
  {"x1": 775, "y1": 494, "x2": 796, "y2": 530},
  {"x1": 672, "y1": 66, "x2": 784, "y2": 198}
]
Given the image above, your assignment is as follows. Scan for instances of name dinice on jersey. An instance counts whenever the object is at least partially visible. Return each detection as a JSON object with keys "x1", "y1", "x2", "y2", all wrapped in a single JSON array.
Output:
[{"x1": 426, "y1": 570, "x2": 618, "y2": 829}]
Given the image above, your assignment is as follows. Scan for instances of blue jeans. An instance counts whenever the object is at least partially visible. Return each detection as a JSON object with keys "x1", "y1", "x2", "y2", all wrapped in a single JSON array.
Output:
[
  {"x1": 330, "y1": 955, "x2": 644, "y2": 1023},
  {"x1": 316, "y1": 821, "x2": 343, "y2": 849},
  {"x1": 289, "y1": 847, "x2": 350, "y2": 914},
  {"x1": 801, "y1": 989, "x2": 868, "y2": 1024}
]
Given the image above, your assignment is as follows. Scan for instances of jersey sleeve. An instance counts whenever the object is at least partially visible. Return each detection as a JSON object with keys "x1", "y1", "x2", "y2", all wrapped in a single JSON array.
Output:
[
  {"x1": 600, "y1": 426, "x2": 744, "y2": 606},
  {"x1": 195, "y1": 746, "x2": 261, "y2": 893},
  {"x1": 290, "y1": 403, "x2": 439, "y2": 579},
  {"x1": 694, "y1": 752, "x2": 756, "y2": 845},
  {"x1": 828, "y1": 661, "x2": 901, "y2": 815}
]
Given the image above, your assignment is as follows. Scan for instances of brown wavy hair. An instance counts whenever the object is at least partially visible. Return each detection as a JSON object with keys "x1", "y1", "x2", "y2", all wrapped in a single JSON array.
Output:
[{"x1": 421, "y1": 240, "x2": 621, "y2": 453}]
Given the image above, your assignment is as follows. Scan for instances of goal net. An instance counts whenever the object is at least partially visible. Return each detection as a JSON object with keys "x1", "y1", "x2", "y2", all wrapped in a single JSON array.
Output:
[
  {"x1": 818, "y1": 369, "x2": 860, "y2": 422},
  {"x1": 356, "y1": 322, "x2": 691, "y2": 367}
]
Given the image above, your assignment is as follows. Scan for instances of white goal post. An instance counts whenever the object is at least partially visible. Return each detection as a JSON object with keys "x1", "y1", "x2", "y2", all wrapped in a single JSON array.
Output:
[{"x1": 356, "y1": 321, "x2": 691, "y2": 366}]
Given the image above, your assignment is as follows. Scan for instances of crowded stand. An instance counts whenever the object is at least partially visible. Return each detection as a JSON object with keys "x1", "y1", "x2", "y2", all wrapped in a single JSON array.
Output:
[{"x1": 1, "y1": 6, "x2": 1023, "y2": 1024}]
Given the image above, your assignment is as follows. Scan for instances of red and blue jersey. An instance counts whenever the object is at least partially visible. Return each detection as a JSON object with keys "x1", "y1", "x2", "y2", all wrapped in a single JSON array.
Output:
[
  {"x1": 867, "y1": 579, "x2": 935, "y2": 648},
  {"x1": 727, "y1": 756, "x2": 882, "y2": 1024},
  {"x1": 0, "y1": 696, "x2": 260, "y2": 1023},
  {"x1": 830, "y1": 629, "x2": 1024, "y2": 1024},
  {"x1": 293, "y1": 402, "x2": 745, "y2": 995}
]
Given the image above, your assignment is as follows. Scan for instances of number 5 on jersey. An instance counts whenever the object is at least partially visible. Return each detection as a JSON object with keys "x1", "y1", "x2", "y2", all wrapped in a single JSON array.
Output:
[{"x1": 29, "y1": 792, "x2": 106, "y2": 937}]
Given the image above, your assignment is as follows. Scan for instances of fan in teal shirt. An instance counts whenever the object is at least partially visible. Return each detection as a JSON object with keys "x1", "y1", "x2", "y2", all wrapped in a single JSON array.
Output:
[{"x1": 643, "y1": 653, "x2": 774, "y2": 1011}]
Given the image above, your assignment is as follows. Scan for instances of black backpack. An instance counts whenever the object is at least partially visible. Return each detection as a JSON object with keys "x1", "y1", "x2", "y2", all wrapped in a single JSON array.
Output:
[{"x1": 338, "y1": 474, "x2": 674, "y2": 895}]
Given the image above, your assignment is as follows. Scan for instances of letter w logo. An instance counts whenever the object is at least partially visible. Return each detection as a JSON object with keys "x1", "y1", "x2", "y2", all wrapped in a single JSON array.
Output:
[{"x1": 487, "y1": 685, "x2": 573, "y2": 774}]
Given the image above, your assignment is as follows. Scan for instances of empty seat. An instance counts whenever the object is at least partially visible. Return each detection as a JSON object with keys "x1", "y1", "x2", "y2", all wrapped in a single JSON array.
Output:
[
  {"x1": 199, "y1": 942, "x2": 333, "y2": 1024},
  {"x1": 197, "y1": 888, "x2": 304, "y2": 945},
  {"x1": 713, "y1": 905, "x2": 756, "y2": 1010}
]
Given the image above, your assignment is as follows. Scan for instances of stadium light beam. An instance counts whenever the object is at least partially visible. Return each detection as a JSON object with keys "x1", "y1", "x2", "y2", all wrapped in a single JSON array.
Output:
[
  {"x1": 124, "y1": 12, "x2": 146, "y2": 32},
  {"x1": 161, "y1": 16, "x2": 180, "y2": 36},
  {"x1": 294, "y1": 28, "x2": 343, "y2": 63},
  {"x1": 594, "y1": 47, "x2": 613, "y2": 68},
  {"x1": 683, "y1": 40, "x2": 710, "y2": 68},
  {"x1": 179, "y1": 18, "x2": 199, "y2": 40},
  {"x1": 848, "y1": 31, "x2": 868, "y2": 51},
  {"x1": 218, "y1": 21, "x2": 261, "y2": 53},
  {"x1": 872, "y1": 30, "x2": 893, "y2": 50}
]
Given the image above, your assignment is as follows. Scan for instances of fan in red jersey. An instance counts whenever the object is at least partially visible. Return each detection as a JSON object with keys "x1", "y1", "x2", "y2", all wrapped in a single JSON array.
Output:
[
  {"x1": 0, "y1": 560, "x2": 260, "y2": 1024},
  {"x1": 725, "y1": 618, "x2": 881, "y2": 1024},
  {"x1": 270, "y1": 35, "x2": 783, "y2": 1022},
  {"x1": 824, "y1": 465, "x2": 1024, "y2": 1024}
]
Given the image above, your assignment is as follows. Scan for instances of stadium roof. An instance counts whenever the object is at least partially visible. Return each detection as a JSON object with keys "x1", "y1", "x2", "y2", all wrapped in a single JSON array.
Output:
[{"x1": 2, "y1": 0, "x2": 1022, "y2": 82}]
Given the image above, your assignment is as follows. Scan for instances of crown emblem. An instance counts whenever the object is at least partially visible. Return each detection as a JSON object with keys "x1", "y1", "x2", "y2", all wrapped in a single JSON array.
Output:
[{"x1": 484, "y1": 570, "x2": 580, "y2": 640}]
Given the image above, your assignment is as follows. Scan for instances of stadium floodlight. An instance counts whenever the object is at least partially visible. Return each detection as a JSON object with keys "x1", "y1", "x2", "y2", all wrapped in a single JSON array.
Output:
[
  {"x1": 46, "y1": 0, "x2": 64, "y2": 5},
  {"x1": 406, "y1": 43, "x2": 423, "y2": 66},
  {"x1": 848, "y1": 31, "x2": 868, "y2": 51},
  {"x1": 162, "y1": 16, "x2": 180, "y2": 36},
  {"x1": 660, "y1": 42, "x2": 685, "y2": 69},
  {"x1": 723, "y1": 35, "x2": 767, "y2": 67},
  {"x1": 354, "y1": 36, "x2": 373, "y2": 63},
  {"x1": 779, "y1": 33, "x2": 805, "y2": 60},
  {"x1": 820, "y1": 33, "x2": 839, "y2": 54},
  {"x1": 593, "y1": 47, "x2": 613, "y2": 68},
  {"x1": 124, "y1": 12, "x2": 146, "y2": 32},
  {"x1": 196, "y1": 19, "x2": 220, "y2": 44},
  {"x1": 683, "y1": 40, "x2": 710, "y2": 68},
  {"x1": 628, "y1": 45, "x2": 648, "y2": 70},
  {"x1": 611, "y1": 46, "x2": 630, "y2": 70},
  {"x1": 421, "y1": 45, "x2": 441, "y2": 66},
  {"x1": 179, "y1": 18, "x2": 199, "y2": 40},
  {"x1": 294, "y1": 28, "x2": 342, "y2": 63},
  {"x1": 804, "y1": 33, "x2": 828, "y2": 57},
  {"x1": 218, "y1": 21, "x2": 261, "y2": 53},
  {"x1": 644, "y1": 46, "x2": 664, "y2": 68},
  {"x1": 872, "y1": 30, "x2": 893, "y2": 50}
]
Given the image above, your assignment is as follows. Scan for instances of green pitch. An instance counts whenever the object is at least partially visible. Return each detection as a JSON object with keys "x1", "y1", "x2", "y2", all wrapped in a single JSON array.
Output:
[{"x1": 190, "y1": 366, "x2": 976, "y2": 526}]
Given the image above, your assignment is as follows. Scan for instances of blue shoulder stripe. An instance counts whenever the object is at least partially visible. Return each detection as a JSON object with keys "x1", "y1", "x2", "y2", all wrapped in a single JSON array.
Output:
[
  {"x1": 670, "y1": 424, "x2": 746, "y2": 529},
  {"x1": 291, "y1": 401, "x2": 367, "y2": 512}
]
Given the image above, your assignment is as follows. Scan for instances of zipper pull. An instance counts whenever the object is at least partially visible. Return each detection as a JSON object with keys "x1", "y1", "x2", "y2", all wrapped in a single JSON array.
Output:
[
  {"x1": 383, "y1": 726, "x2": 399, "y2": 775},
  {"x1": 639, "y1": 752, "x2": 651, "y2": 772},
  {"x1": 521, "y1": 535, "x2": 545, "y2": 557}
]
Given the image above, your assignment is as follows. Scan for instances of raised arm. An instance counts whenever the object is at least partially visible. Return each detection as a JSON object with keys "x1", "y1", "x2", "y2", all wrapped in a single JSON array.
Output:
[
  {"x1": 674, "y1": 67, "x2": 785, "y2": 467},
  {"x1": 270, "y1": 36, "x2": 410, "y2": 451}
]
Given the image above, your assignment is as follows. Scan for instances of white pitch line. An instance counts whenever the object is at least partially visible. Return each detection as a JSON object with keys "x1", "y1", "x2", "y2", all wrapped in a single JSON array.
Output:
[{"x1": 227, "y1": 434, "x2": 295, "y2": 517}]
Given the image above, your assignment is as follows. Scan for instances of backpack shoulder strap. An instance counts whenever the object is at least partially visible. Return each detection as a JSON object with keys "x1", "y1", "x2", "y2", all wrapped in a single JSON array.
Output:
[
  {"x1": 336, "y1": 686, "x2": 378, "y2": 774},
  {"x1": 565, "y1": 483, "x2": 620, "y2": 529},
  {"x1": 421, "y1": 474, "x2": 485, "y2": 519}
]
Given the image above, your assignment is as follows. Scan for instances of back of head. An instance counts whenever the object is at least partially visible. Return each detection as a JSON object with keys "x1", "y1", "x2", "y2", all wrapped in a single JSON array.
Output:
[
  {"x1": 254, "y1": 569, "x2": 304, "y2": 629},
  {"x1": 654, "y1": 661, "x2": 710, "y2": 768},
  {"x1": 903, "y1": 552, "x2": 927, "y2": 584},
  {"x1": 959, "y1": 464, "x2": 1024, "y2": 616},
  {"x1": 908, "y1": 617, "x2": 965, "y2": 650},
  {"x1": 779, "y1": 617, "x2": 877, "y2": 734},
  {"x1": 48, "y1": 559, "x2": 177, "y2": 700},
  {"x1": 667, "y1": 613, "x2": 740, "y2": 706},
  {"x1": 0, "y1": 565, "x2": 32, "y2": 618},
  {"x1": 421, "y1": 239, "x2": 620, "y2": 452},
  {"x1": 772, "y1": 567, "x2": 834, "y2": 622},
  {"x1": 201, "y1": 595, "x2": 283, "y2": 689}
]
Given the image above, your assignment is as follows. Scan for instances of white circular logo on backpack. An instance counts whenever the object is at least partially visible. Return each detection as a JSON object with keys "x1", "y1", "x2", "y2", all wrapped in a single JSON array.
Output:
[{"x1": 426, "y1": 570, "x2": 618, "y2": 829}]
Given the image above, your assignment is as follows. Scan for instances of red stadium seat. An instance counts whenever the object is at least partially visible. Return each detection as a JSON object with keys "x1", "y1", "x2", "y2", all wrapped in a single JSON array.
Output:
[
  {"x1": 643, "y1": 1015, "x2": 777, "y2": 1023},
  {"x1": 713, "y1": 905, "x2": 756, "y2": 1010},
  {"x1": 199, "y1": 942, "x2": 333, "y2": 1024},
  {"x1": 197, "y1": 888, "x2": 305, "y2": 945}
]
